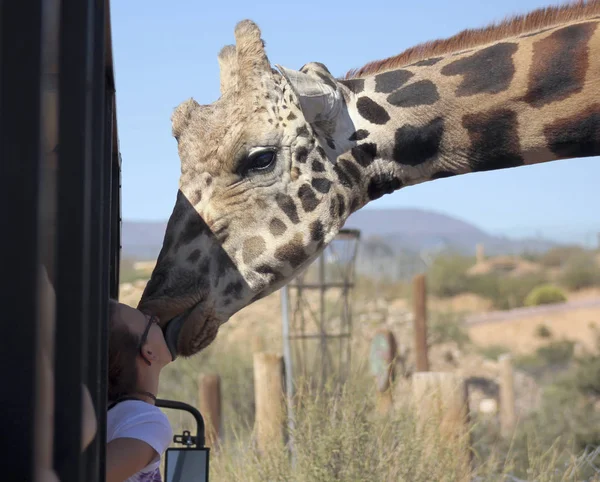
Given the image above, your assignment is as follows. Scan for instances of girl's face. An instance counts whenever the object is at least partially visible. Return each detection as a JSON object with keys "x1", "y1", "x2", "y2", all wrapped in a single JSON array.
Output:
[{"x1": 118, "y1": 302, "x2": 173, "y2": 365}]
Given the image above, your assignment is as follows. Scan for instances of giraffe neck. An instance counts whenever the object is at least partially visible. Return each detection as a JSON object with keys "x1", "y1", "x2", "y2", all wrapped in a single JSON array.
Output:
[{"x1": 338, "y1": 18, "x2": 600, "y2": 211}]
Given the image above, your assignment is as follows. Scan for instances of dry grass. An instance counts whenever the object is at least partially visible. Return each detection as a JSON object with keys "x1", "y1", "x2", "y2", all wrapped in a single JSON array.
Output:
[{"x1": 118, "y1": 257, "x2": 600, "y2": 481}]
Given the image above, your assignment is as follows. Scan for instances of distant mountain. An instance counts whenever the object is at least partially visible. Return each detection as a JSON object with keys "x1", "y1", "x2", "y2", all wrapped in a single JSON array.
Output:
[
  {"x1": 121, "y1": 208, "x2": 558, "y2": 266},
  {"x1": 343, "y1": 208, "x2": 557, "y2": 256}
]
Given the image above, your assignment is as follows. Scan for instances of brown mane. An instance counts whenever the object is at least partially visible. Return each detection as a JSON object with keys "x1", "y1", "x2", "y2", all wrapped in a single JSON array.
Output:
[{"x1": 344, "y1": 0, "x2": 600, "y2": 79}]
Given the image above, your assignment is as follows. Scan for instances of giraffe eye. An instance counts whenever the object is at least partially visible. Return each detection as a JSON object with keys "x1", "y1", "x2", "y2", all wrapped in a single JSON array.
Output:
[{"x1": 246, "y1": 149, "x2": 276, "y2": 173}]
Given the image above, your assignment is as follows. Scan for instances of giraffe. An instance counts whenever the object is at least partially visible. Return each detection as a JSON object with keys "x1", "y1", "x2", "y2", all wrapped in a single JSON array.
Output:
[{"x1": 138, "y1": 0, "x2": 600, "y2": 358}]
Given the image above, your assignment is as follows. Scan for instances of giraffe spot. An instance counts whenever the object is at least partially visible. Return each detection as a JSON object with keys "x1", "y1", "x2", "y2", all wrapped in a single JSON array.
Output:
[
  {"x1": 215, "y1": 250, "x2": 233, "y2": 280},
  {"x1": 349, "y1": 129, "x2": 370, "y2": 141},
  {"x1": 193, "y1": 190, "x2": 202, "y2": 202},
  {"x1": 287, "y1": 112, "x2": 297, "y2": 121},
  {"x1": 255, "y1": 264, "x2": 284, "y2": 284},
  {"x1": 311, "y1": 160, "x2": 325, "y2": 172},
  {"x1": 462, "y1": 109, "x2": 524, "y2": 172},
  {"x1": 544, "y1": 104, "x2": 600, "y2": 159},
  {"x1": 275, "y1": 234, "x2": 306, "y2": 268},
  {"x1": 374, "y1": 69, "x2": 414, "y2": 94},
  {"x1": 336, "y1": 194, "x2": 346, "y2": 218},
  {"x1": 298, "y1": 184, "x2": 319, "y2": 212},
  {"x1": 187, "y1": 249, "x2": 201, "y2": 264},
  {"x1": 431, "y1": 171, "x2": 457, "y2": 180},
  {"x1": 242, "y1": 236, "x2": 266, "y2": 264},
  {"x1": 275, "y1": 193, "x2": 300, "y2": 224},
  {"x1": 393, "y1": 117, "x2": 444, "y2": 166},
  {"x1": 409, "y1": 57, "x2": 443, "y2": 67},
  {"x1": 223, "y1": 281, "x2": 244, "y2": 299},
  {"x1": 356, "y1": 97, "x2": 391, "y2": 125},
  {"x1": 521, "y1": 22, "x2": 597, "y2": 108},
  {"x1": 351, "y1": 142, "x2": 377, "y2": 167},
  {"x1": 329, "y1": 193, "x2": 347, "y2": 219},
  {"x1": 339, "y1": 78, "x2": 365, "y2": 94},
  {"x1": 316, "y1": 146, "x2": 327, "y2": 159},
  {"x1": 178, "y1": 216, "x2": 208, "y2": 246},
  {"x1": 441, "y1": 43, "x2": 517, "y2": 96},
  {"x1": 350, "y1": 196, "x2": 360, "y2": 213},
  {"x1": 367, "y1": 174, "x2": 402, "y2": 201},
  {"x1": 339, "y1": 159, "x2": 362, "y2": 186},
  {"x1": 333, "y1": 163, "x2": 354, "y2": 189},
  {"x1": 310, "y1": 220, "x2": 324, "y2": 243},
  {"x1": 296, "y1": 146, "x2": 309, "y2": 163},
  {"x1": 311, "y1": 178, "x2": 332, "y2": 193},
  {"x1": 387, "y1": 80, "x2": 440, "y2": 108},
  {"x1": 269, "y1": 217, "x2": 287, "y2": 237},
  {"x1": 296, "y1": 125, "x2": 310, "y2": 137}
]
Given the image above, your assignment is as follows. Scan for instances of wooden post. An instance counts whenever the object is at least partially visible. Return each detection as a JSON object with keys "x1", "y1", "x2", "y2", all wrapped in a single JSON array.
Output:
[
  {"x1": 476, "y1": 243, "x2": 485, "y2": 263},
  {"x1": 498, "y1": 354, "x2": 516, "y2": 437},
  {"x1": 369, "y1": 329, "x2": 397, "y2": 415},
  {"x1": 413, "y1": 274, "x2": 429, "y2": 372},
  {"x1": 412, "y1": 372, "x2": 471, "y2": 480},
  {"x1": 198, "y1": 374, "x2": 221, "y2": 450},
  {"x1": 253, "y1": 352, "x2": 285, "y2": 453}
]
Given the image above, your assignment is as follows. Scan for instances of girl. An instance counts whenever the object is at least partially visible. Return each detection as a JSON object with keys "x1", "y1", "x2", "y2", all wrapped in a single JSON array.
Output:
[{"x1": 106, "y1": 300, "x2": 173, "y2": 482}]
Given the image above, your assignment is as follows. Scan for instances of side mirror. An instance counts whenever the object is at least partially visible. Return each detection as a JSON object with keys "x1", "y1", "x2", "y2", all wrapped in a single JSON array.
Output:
[
  {"x1": 156, "y1": 399, "x2": 210, "y2": 482},
  {"x1": 165, "y1": 447, "x2": 209, "y2": 482}
]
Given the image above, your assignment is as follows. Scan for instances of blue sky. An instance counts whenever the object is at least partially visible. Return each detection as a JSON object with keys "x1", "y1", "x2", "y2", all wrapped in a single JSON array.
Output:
[{"x1": 110, "y1": 0, "x2": 598, "y2": 245}]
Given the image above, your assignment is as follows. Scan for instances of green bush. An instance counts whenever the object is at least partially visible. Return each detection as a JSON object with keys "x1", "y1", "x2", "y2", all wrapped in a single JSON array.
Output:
[
  {"x1": 559, "y1": 252, "x2": 600, "y2": 291},
  {"x1": 535, "y1": 323, "x2": 553, "y2": 338},
  {"x1": 428, "y1": 312, "x2": 471, "y2": 348},
  {"x1": 524, "y1": 284, "x2": 567, "y2": 306},
  {"x1": 467, "y1": 272, "x2": 547, "y2": 310},
  {"x1": 515, "y1": 340, "x2": 575, "y2": 377},
  {"x1": 478, "y1": 344, "x2": 511, "y2": 360},
  {"x1": 427, "y1": 254, "x2": 474, "y2": 298},
  {"x1": 539, "y1": 246, "x2": 587, "y2": 268}
]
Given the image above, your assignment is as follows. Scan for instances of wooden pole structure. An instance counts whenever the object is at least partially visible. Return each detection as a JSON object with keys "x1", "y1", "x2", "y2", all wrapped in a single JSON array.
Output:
[
  {"x1": 413, "y1": 274, "x2": 429, "y2": 372},
  {"x1": 498, "y1": 354, "x2": 516, "y2": 438},
  {"x1": 253, "y1": 352, "x2": 285, "y2": 454},
  {"x1": 412, "y1": 372, "x2": 471, "y2": 480},
  {"x1": 198, "y1": 374, "x2": 221, "y2": 450},
  {"x1": 369, "y1": 329, "x2": 397, "y2": 415}
]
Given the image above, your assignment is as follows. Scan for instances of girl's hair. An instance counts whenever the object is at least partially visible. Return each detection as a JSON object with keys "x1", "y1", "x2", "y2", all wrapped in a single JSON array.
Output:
[{"x1": 107, "y1": 299, "x2": 141, "y2": 402}]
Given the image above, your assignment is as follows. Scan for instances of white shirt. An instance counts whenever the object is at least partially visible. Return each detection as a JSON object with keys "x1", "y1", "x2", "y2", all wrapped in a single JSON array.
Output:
[{"x1": 107, "y1": 400, "x2": 173, "y2": 482}]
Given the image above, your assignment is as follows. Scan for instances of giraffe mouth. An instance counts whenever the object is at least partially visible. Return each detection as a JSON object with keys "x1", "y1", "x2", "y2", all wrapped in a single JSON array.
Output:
[
  {"x1": 161, "y1": 299, "x2": 223, "y2": 359},
  {"x1": 162, "y1": 304, "x2": 198, "y2": 361}
]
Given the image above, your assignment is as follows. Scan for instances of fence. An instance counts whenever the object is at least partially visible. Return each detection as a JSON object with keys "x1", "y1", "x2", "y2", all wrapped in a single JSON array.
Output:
[
  {"x1": 1, "y1": 1, "x2": 122, "y2": 480},
  {"x1": 193, "y1": 274, "x2": 520, "y2": 475}
]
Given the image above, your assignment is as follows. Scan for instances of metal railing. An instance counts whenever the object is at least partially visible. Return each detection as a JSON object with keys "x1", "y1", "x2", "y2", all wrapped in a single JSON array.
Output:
[{"x1": 1, "y1": 1, "x2": 121, "y2": 480}]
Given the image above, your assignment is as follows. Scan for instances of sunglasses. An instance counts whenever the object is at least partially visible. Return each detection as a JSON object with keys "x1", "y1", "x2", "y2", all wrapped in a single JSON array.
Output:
[{"x1": 139, "y1": 314, "x2": 159, "y2": 366}]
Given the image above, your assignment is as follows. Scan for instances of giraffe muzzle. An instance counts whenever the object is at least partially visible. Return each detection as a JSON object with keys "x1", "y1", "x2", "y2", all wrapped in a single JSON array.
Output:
[{"x1": 162, "y1": 301, "x2": 200, "y2": 361}]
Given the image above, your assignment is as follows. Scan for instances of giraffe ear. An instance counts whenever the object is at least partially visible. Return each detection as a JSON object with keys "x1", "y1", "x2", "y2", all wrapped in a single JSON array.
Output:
[{"x1": 276, "y1": 65, "x2": 343, "y2": 124}]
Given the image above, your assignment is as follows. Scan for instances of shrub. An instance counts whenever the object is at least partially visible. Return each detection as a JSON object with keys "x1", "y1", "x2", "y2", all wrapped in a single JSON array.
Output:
[
  {"x1": 427, "y1": 254, "x2": 473, "y2": 298},
  {"x1": 428, "y1": 312, "x2": 471, "y2": 348},
  {"x1": 467, "y1": 272, "x2": 547, "y2": 310},
  {"x1": 524, "y1": 284, "x2": 567, "y2": 307},
  {"x1": 539, "y1": 246, "x2": 586, "y2": 268},
  {"x1": 534, "y1": 323, "x2": 553, "y2": 338},
  {"x1": 479, "y1": 344, "x2": 510, "y2": 360},
  {"x1": 559, "y1": 252, "x2": 600, "y2": 291}
]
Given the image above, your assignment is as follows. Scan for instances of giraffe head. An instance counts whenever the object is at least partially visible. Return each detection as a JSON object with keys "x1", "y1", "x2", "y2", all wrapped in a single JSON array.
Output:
[{"x1": 138, "y1": 20, "x2": 360, "y2": 356}]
